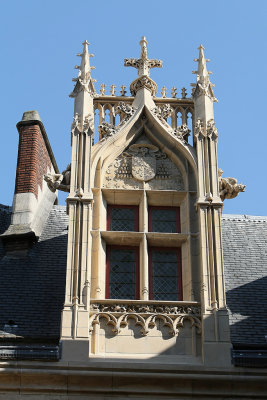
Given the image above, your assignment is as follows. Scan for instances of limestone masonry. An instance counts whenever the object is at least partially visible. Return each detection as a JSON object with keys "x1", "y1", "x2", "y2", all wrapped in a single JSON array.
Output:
[{"x1": 0, "y1": 38, "x2": 266, "y2": 399}]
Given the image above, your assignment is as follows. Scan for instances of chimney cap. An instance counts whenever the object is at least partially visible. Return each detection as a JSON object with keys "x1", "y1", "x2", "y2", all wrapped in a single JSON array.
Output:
[{"x1": 21, "y1": 110, "x2": 42, "y2": 122}]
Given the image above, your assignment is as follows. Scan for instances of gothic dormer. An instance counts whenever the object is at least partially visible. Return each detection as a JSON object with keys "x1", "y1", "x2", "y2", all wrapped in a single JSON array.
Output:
[{"x1": 58, "y1": 38, "x2": 245, "y2": 366}]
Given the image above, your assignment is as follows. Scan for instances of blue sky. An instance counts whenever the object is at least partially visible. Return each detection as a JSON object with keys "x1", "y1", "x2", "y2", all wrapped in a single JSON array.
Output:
[{"x1": 1, "y1": 0, "x2": 266, "y2": 215}]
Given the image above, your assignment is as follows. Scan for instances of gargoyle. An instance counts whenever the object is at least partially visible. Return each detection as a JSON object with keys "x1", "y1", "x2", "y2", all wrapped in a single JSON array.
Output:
[
  {"x1": 218, "y1": 169, "x2": 245, "y2": 201},
  {"x1": 44, "y1": 164, "x2": 71, "y2": 193}
]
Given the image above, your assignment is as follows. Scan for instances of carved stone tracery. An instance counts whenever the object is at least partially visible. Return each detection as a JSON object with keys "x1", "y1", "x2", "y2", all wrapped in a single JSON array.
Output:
[{"x1": 89, "y1": 302, "x2": 201, "y2": 336}]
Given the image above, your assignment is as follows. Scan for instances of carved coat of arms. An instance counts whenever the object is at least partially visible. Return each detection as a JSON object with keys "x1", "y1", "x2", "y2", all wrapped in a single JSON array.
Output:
[{"x1": 129, "y1": 144, "x2": 158, "y2": 182}]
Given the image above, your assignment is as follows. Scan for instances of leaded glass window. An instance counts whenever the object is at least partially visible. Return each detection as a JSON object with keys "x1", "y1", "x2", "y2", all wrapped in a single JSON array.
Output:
[
  {"x1": 106, "y1": 247, "x2": 139, "y2": 299},
  {"x1": 149, "y1": 248, "x2": 182, "y2": 301},
  {"x1": 107, "y1": 205, "x2": 138, "y2": 231},
  {"x1": 149, "y1": 207, "x2": 180, "y2": 233}
]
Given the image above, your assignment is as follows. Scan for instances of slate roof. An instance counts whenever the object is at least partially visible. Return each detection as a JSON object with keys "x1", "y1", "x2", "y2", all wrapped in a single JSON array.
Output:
[
  {"x1": 0, "y1": 204, "x2": 68, "y2": 341},
  {"x1": 222, "y1": 214, "x2": 267, "y2": 346},
  {"x1": 0, "y1": 206, "x2": 266, "y2": 347}
]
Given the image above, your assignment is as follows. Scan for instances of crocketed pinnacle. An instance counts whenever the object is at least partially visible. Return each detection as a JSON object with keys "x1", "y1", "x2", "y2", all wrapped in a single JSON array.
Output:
[
  {"x1": 193, "y1": 45, "x2": 212, "y2": 86},
  {"x1": 70, "y1": 40, "x2": 96, "y2": 97},
  {"x1": 192, "y1": 45, "x2": 217, "y2": 102}
]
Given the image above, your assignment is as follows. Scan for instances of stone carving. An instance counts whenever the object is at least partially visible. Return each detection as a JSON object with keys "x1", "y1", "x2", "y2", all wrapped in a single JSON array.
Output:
[
  {"x1": 193, "y1": 82, "x2": 217, "y2": 102},
  {"x1": 171, "y1": 87, "x2": 177, "y2": 98},
  {"x1": 192, "y1": 45, "x2": 218, "y2": 102},
  {"x1": 173, "y1": 124, "x2": 191, "y2": 142},
  {"x1": 44, "y1": 164, "x2": 71, "y2": 193},
  {"x1": 181, "y1": 87, "x2": 187, "y2": 98},
  {"x1": 98, "y1": 121, "x2": 116, "y2": 140},
  {"x1": 124, "y1": 36, "x2": 162, "y2": 78},
  {"x1": 194, "y1": 119, "x2": 205, "y2": 139},
  {"x1": 218, "y1": 169, "x2": 246, "y2": 201},
  {"x1": 161, "y1": 86, "x2": 167, "y2": 98},
  {"x1": 207, "y1": 119, "x2": 218, "y2": 141},
  {"x1": 120, "y1": 85, "x2": 127, "y2": 96},
  {"x1": 89, "y1": 302, "x2": 201, "y2": 336},
  {"x1": 100, "y1": 83, "x2": 106, "y2": 96},
  {"x1": 151, "y1": 104, "x2": 172, "y2": 126},
  {"x1": 116, "y1": 102, "x2": 135, "y2": 119},
  {"x1": 98, "y1": 102, "x2": 136, "y2": 142},
  {"x1": 130, "y1": 144, "x2": 158, "y2": 182},
  {"x1": 130, "y1": 76, "x2": 158, "y2": 96},
  {"x1": 71, "y1": 113, "x2": 93, "y2": 135},
  {"x1": 110, "y1": 84, "x2": 116, "y2": 96},
  {"x1": 103, "y1": 138, "x2": 184, "y2": 190}
]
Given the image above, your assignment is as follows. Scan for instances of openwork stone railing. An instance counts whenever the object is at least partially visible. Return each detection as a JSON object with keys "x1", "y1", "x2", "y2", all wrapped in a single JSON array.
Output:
[{"x1": 89, "y1": 300, "x2": 201, "y2": 337}]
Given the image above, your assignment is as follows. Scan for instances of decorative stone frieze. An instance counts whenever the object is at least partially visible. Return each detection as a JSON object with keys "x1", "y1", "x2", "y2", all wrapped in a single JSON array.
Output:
[{"x1": 89, "y1": 301, "x2": 201, "y2": 336}]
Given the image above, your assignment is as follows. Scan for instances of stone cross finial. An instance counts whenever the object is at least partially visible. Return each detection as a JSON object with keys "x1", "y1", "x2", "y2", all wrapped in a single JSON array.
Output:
[{"x1": 124, "y1": 36, "x2": 163, "y2": 77}]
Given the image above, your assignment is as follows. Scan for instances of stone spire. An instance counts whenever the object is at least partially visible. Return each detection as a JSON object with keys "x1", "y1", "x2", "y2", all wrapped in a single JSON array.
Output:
[
  {"x1": 124, "y1": 37, "x2": 162, "y2": 98},
  {"x1": 69, "y1": 40, "x2": 96, "y2": 122},
  {"x1": 192, "y1": 45, "x2": 217, "y2": 104}
]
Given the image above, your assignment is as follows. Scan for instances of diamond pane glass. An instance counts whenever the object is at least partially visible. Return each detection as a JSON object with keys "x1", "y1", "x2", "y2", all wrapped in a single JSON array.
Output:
[
  {"x1": 151, "y1": 209, "x2": 177, "y2": 233},
  {"x1": 109, "y1": 249, "x2": 136, "y2": 299},
  {"x1": 151, "y1": 250, "x2": 179, "y2": 301},
  {"x1": 110, "y1": 207, "x2": 136, "y2": 231}
]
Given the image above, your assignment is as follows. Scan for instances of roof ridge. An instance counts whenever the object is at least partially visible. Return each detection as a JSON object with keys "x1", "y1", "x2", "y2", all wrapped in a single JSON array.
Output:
[{"x1": 222, "y1": 214, "x2": 267, "y2": 222}]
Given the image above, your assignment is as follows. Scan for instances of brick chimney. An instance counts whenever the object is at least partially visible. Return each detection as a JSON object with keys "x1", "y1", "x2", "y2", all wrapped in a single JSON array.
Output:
[{"x1": 1, "y1": 111, "x2": 59, "y2": 251}]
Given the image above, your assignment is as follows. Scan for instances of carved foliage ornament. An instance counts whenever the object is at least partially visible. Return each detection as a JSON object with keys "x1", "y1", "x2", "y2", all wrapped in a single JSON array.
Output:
[
  {"x1": 89, "y1": 302, "x2": 201, "y2": 336},
  {"x1": 173, "y1": 124, "x2": 191, "y2": 143},
  {"x1": 130, "y1": 76, "x2": 158, "y2": 96},
  {"x1": 206, "y1": 119, "x2": 218, "y2": 140},
  {"x1": 193, "y1": 82, "x2": 218, "y2": 103},
  {"x1": 99, "y1": 102, "x2": 136, "y2": 142},
  {"x1": 71, "y1": 113, "x2": 94, "y2": 135},
  {"x1": 194, "y1": 118, "x2": 218, "y2": 141}
]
